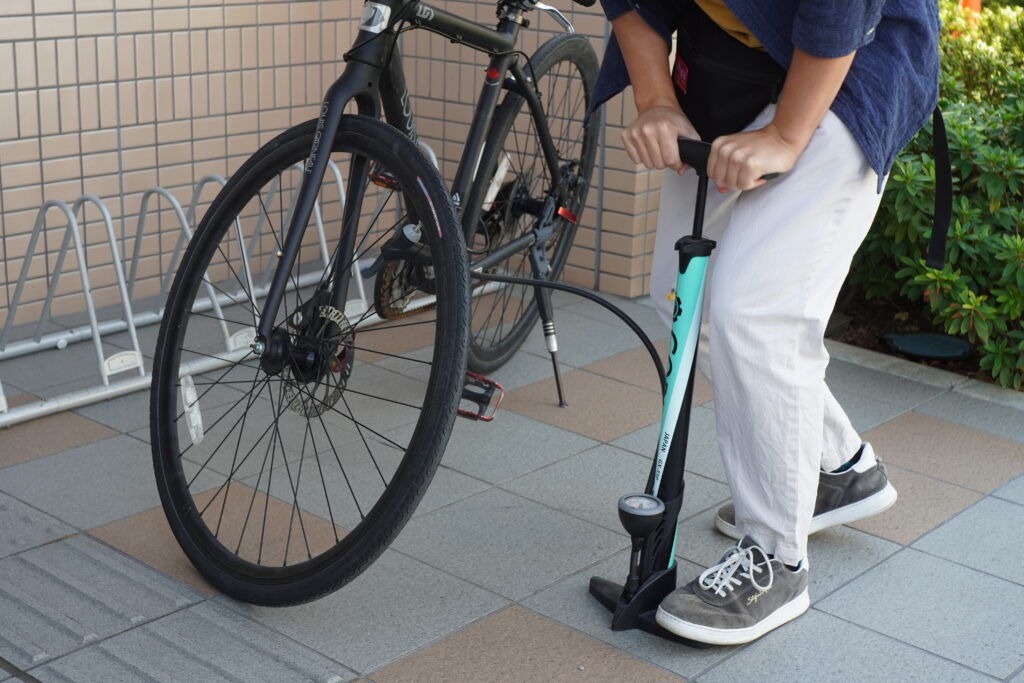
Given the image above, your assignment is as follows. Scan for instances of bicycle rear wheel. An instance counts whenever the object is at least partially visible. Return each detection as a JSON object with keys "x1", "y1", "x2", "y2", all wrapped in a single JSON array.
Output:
[
  {"x1": 151, "y1": 115, "x2": 468, "y2": 605},
  {"x1": 465, "y1": 33, "x2": 601, "y2": 373}
]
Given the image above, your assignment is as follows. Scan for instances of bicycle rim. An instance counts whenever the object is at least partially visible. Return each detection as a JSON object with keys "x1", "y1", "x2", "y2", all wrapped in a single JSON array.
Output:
[
  {"x1": 151, "y1": 115, "x2": 468, "y2": 605},
  {"x1": 466, "y1": 34, "x2": 600, "y2": 372}
]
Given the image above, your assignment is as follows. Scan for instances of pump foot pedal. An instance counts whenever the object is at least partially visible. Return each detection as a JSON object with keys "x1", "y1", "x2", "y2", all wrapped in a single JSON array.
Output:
[
  {"x1": 457, "y1": 371, "x2": 504, "y2": 422},
  {"x1": 589, "y1": 568, "x2": 708, "y2": 647}
]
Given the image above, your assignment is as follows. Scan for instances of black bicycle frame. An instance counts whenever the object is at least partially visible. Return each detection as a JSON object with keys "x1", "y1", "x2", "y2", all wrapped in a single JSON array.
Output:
[{"x1": 255, "y1": 0, "x2": 567, "y2": 347}]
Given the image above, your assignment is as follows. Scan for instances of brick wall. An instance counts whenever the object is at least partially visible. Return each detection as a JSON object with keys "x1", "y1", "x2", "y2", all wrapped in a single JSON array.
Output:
[{"x1": 0, "y1": 0, "x2": 659, "y2": 331}]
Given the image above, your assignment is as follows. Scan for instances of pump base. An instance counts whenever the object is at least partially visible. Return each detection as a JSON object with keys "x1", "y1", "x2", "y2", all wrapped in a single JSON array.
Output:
[{"x1": 588, "y1": 566, "x2": 709, "y2": 647}]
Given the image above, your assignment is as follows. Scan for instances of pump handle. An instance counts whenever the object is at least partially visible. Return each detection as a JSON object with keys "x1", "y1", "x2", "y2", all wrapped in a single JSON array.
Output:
[{"x1": 677, "y1": 137, "x2": 780, "y2": 181}]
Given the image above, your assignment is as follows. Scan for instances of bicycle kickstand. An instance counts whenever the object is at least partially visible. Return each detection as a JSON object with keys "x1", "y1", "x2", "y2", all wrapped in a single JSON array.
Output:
[{"x1": 529, "y1": 242, "x2": 569, "y2": 407}]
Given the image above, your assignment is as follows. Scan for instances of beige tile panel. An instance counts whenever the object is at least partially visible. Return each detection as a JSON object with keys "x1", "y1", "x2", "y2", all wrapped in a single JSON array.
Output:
[
  {"x1": 846, "y1": 464, "x2": 981, "y2": 545},
  {"x1": 371, "y1": 606, "x2": 683, "y2": 683},
  {"x1": 0, "y1": 16, "x2": 33, "y2": 41},
  {"x1": 582, "y1": 341, "x2": 714, "y2": 405},
  {"x1": 0, "y1": 397, "x2": 118, "y2": 469},
  {"x1": 0, "y1": 1, "x2": 33, "y2": 17},
  {"x1": 864, "y1": 412, "x2": 1024, "y2": 493},
  {"x1": 89, "y1": 503, "x2": 219, "y2": 596},
  {"x1": 504, "y1": 369, "x2": 661, "y2": 442}
]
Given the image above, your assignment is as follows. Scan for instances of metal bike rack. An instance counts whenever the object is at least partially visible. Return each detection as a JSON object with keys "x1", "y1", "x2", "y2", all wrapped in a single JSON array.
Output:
[{"x1": 0, "y1": 158, "x2": 449, "y2": 429}]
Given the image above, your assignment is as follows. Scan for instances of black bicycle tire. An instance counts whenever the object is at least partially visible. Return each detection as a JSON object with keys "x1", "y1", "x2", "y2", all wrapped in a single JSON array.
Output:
[
  {"x1": 465, "y1": 33, "x2": 601, "y2": 373},
  {"x1": 151, "y1": 115, "x2": 468, "y2": 606}
]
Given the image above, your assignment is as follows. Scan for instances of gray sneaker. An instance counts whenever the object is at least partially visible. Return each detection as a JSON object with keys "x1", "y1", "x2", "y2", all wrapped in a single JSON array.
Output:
[
  {"x1": 714, "y1": 442, "x2": 897, "y2": 539},
  {"x1": 656, "y1": 538, "x2": 809, "y2": 645}
]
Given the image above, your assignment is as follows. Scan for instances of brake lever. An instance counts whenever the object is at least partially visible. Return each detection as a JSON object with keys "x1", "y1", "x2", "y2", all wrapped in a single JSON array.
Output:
[{"x1": 533, "y1": 1, "x2": 574, "y2": 32}]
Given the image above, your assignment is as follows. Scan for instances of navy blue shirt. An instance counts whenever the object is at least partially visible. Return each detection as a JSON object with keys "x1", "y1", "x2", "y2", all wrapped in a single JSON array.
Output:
[{"x1": 594, "y1": 0, "x2": 941, "y2": 190}]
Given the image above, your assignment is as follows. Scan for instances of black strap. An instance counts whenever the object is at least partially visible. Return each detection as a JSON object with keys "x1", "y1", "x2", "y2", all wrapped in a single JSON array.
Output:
[{"x1": 926, "y1": 106, "x2": 953, "y2": 269}]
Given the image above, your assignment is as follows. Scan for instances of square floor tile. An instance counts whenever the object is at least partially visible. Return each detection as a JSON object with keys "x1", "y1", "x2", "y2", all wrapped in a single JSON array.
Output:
[
  {"x1": 439, "y1": 411, "x2": 598, "y2": 484},
  {"x1": 801, "y1": 525, "x2": 901, "y2": 601},
  {"x1": 503, "y1": 443, "x2": 729, "y2": 535},
  {"x1": 520, "y1": 309, "x2": 650, "y2": 369},
  {"x1": 0, "y1": 491, "x2": 75, "y2": 560},
  {"x1": 699, "y1": 608, "x2": 992, "y2": 683},
  {"x1": 913, "y1": 496, "x2": 1024, "y2": 585},
  {"x1": 31, "y1": 600, "x2": 352, "y2": 682},
  {"x1": 581, "y1": 340, "x2": 714, "y2": 408},
  {"x1": 606, "y1": 409, "x2": 729, "y2": 483},
  {"x1": 251, "y1": 451, "x2": 491, "y2": 531},
  {"x1": 818, "y1": 549, "x2": 1024, "y2": 678},
  {"x1": 0, "y1": 342, "x2": 112, "y2": 394},
  {"x1": 0, "y1": 435, "x2": 159, "y2": 528},
  {"x1": 832, "y1": 388, "x2": 908, "y2": 433},
  {"x1": 611, "y1": 405, "x2": 727, "y2": 484},
  {"x1": 523, "y1": 550, "x2": 732, "y2": 679},
  {"x1": 504, "y1": 370, "x2": 662, "y2": 443},
  {"x1": 916, "y1": 391, "x2": 1024, "y2": 444},
  {"x1": 73, "y1": 377, "x2": 242, "y2": 434},
  {"x1": 391, "y1": 488, "x2": 628, "y2": 600},
  {"x1": 88, "y1": 504, "x2": 218, "y2": 596},
  {"x1": 825, "y1": 360, "x2": 945, "y2": 407},
  {"x1": 995, "y1": 474, "x2": 1024, "y2": 505},
  {"x1": 353, "y1": 309, "x2": 441, "y2": 364},
  {"x1": 562, "y1": 294, "x2": 671, "y2": 341},
  {"x1": 220, "y1": 548, "x2": 507, "y2": 674},
  {"x1": 0, "y1": 404, "x2": 117, "y2": 469},
  {"x1": 846, "y1": 465, "x2": 981, "y2": 545},
  {"x1": 865, "y1": 412, "x2": 1024, "y2": 493},
  {"x1": 0, "y1": 535, "x2": 199, "y2": 670},
  {"x1": 370, "y1": 605, "x2": 683, "y2": 682}
]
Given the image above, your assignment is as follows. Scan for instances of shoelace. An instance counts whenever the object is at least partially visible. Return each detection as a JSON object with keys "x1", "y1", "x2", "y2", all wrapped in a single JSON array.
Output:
[{"x1": 698, "y1": 544, "x2": 774, "y2": 598}]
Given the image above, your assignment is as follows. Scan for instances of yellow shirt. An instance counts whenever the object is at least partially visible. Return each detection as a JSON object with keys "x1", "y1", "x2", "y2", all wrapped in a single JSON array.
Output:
[{"x1": 693, "y1": 0, "x2": 762, "y2": 49}]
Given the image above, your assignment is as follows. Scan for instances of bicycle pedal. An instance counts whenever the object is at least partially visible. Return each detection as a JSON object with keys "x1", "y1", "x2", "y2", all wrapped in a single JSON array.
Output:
[
  {"x1": 457, "y1": 371, "x2": 504, "y2": 422},
  {"x1": 369, "y1": 164, "x2": 401, "y2": 191}
]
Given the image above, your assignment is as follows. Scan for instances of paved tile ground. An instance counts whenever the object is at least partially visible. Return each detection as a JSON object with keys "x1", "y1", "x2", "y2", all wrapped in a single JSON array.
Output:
[{"x1": 1, "y1": 291, "x2": 1023, "y2": 681}]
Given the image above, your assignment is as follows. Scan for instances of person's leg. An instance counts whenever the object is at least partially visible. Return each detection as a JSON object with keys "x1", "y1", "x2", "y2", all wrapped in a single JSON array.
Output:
[
  {"x1": 708, "y1": 108, "x2": 884, "y2": 565},
  {"x1": 821, "y1": 385, "x2": 862, "y2": 472}
]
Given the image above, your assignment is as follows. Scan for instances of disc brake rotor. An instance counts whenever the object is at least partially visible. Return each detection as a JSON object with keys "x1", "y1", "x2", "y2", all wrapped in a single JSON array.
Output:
[{"x1": 282, "y1": 306, "x2": 354, "y2": 417}]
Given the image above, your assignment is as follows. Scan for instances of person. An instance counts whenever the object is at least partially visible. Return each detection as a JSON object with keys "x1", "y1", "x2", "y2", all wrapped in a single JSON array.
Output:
[{"x1": 592, "y1": 0, "x2": 940, "y2": 645}]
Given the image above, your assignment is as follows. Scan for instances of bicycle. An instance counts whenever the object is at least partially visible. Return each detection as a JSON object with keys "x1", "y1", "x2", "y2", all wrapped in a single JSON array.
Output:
[{"x1": 151, "y1": 0, "x2": 600, "y2": 605}]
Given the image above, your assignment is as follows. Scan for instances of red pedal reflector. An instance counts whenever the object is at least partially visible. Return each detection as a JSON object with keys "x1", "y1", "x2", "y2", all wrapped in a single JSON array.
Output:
[
  {"x1": 557, "y1": 207, "x2": 578, "y2": 224},
  {"x1": 370, "y1": 172, "x2": 400, "y2": 190}
]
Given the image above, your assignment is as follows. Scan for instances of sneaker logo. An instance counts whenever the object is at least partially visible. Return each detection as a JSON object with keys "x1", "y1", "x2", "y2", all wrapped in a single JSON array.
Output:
[{"x1": 747, "y1": 587, "x2": 771, "y2": 605}]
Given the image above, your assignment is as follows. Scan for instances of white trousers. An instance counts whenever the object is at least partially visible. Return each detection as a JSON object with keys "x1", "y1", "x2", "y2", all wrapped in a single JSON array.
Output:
[{"x1": 649, "y1": 106, "x2": 884, "y2": 564}]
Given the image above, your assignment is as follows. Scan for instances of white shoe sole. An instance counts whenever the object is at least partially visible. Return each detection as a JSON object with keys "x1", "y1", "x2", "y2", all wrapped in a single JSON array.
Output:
[
  {"x1": 714, "y1": 483, "x2": 898, "y2": 540},
  {"x1": 655, "y1": 588, "x2": 810, "y2": 646}
]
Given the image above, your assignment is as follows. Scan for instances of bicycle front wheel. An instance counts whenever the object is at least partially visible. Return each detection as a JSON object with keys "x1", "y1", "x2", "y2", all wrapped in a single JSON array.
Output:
[
  {"x1": 151, "y1": 115, "x2": 468, "y2": 605},
  {"x1": 465, "y1": 33, "x2": 601, "y2": 373}
]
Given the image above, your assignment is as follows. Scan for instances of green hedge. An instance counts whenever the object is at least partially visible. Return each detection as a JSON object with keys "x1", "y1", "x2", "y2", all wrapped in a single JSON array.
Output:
[{"x1": 849, "y1": 0, "x2": 1024, "y2": 389}]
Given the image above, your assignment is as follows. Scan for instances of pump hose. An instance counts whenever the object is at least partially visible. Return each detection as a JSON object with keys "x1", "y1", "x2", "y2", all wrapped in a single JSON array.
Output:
[{"x1": 470, "y1": 271, "x2": 668, "y2": 396}]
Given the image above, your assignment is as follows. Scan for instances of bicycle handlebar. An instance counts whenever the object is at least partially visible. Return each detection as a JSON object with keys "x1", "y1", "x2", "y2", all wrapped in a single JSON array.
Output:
[{"x1": 677, "y1": 137, "x2": 780, "y2": 181}]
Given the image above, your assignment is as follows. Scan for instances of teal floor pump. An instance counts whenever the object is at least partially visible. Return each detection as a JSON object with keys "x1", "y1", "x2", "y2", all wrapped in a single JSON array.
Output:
[
  {"x1": 475, "y1": 138, "x2": 773, "y2": 645},
  {"x1": 588, "y1": 139, "x2": 777, "y2": 645}
]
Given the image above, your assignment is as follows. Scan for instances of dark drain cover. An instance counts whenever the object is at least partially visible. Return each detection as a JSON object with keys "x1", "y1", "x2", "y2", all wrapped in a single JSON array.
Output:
[{"x1": 882, "y1": 332, "x2": 972, "y2": 361}]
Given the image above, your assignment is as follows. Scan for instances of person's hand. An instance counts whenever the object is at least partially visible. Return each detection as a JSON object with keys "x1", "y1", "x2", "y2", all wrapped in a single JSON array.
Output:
[
  {"x1": 622, "y1": 105, "x2": 700, "y2": 174},
  {"x1": 707, "y1": 123, "x2": 800, "y2": 193}
]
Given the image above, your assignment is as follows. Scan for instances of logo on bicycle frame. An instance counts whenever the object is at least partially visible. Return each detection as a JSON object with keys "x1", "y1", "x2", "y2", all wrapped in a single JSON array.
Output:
[
  {"x1": 414, "y1": 4, "x2": 434, "y2": 22},
  {"x1": 306, "y1": 102, "x2": 330, "y2": 174},
  {"x1": 360, "y1": 2, "x2": 391, "y2": 33}
]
